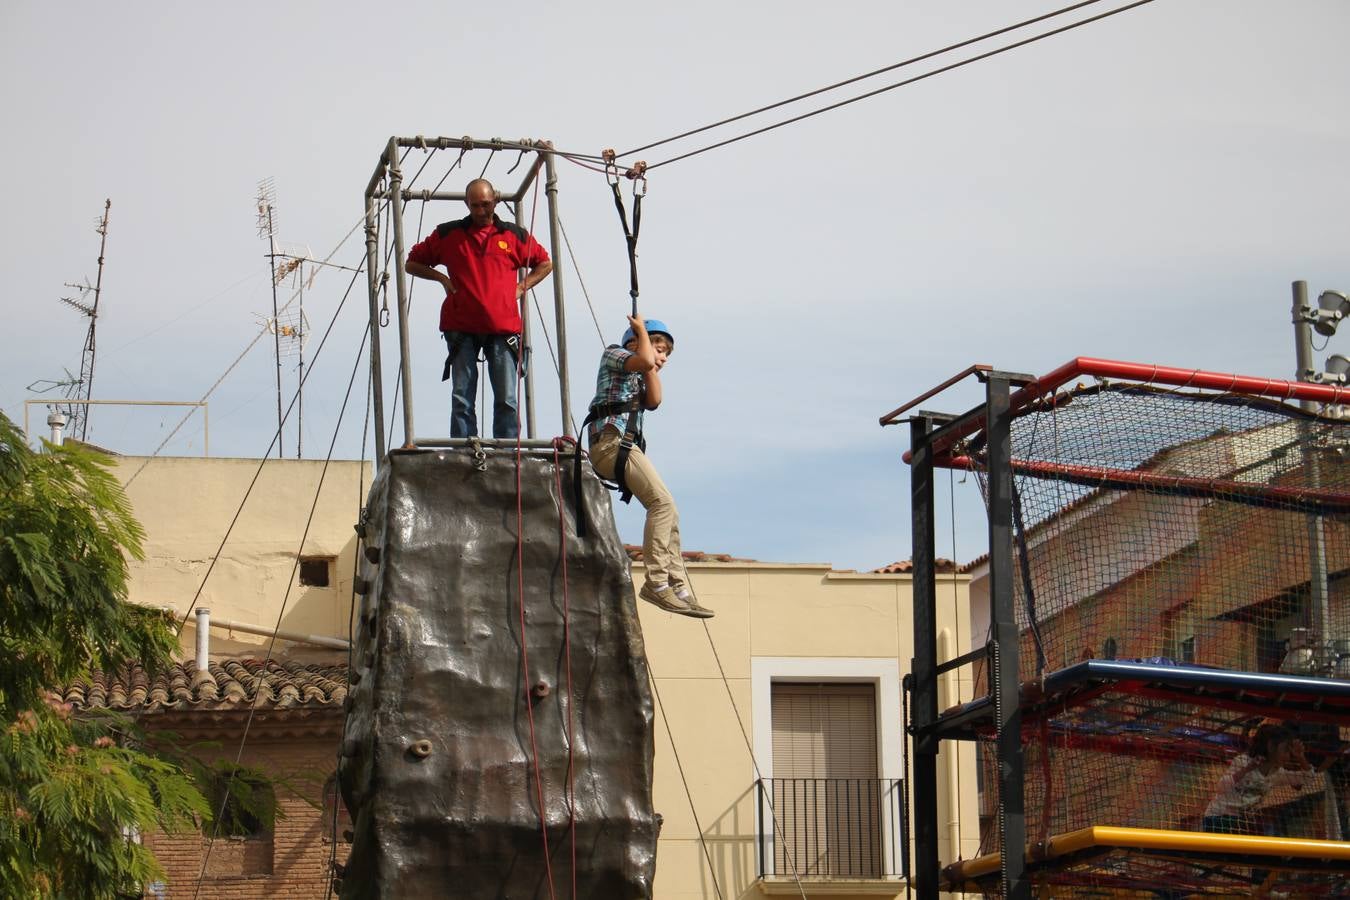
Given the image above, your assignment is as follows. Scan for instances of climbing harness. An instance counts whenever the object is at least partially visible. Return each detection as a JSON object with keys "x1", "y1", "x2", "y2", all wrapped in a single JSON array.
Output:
[
  {"x1": 573, "y1": 386, "x2": 645, "y2": 538},
  {"x1": 602, "y1": 149, "x2": 647, "y2": 317}
]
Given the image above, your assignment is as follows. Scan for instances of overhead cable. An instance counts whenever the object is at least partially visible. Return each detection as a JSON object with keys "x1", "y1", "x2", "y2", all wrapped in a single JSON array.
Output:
[
  {"x1": 620, "y1": 0, "x2": 1108, "y2": 159},
  {"x1": 646, "y1": 0, "x2": 1156, "y2": 171}
]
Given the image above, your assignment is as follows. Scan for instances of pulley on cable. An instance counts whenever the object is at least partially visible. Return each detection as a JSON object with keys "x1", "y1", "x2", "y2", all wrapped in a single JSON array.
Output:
[{"x1": 601, "y1": 149, "x2": 647, "y2": 317}]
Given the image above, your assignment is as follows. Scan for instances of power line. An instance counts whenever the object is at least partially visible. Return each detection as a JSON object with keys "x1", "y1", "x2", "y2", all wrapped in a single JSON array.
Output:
[
  {"x1": 646, "y1": 0, "x2": 1156, "y2": 171},
  {"x1": 620, "y1": 0, "x2": 1108, "y2": 159}
]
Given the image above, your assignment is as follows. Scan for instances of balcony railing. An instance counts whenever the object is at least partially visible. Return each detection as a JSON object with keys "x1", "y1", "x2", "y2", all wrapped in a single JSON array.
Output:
[{"x1": 755, "y1": 778, "x2": 907, "y2": 880}]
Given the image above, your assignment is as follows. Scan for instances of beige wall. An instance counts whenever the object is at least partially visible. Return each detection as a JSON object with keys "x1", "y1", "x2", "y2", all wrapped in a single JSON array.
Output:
[
  {"x1": 638, "y1": 563, "x2": 979, "y2": 899},
  {"x1": 117, "y1": 456, "x2": 978, "y2": 897},
  {"x1": 116, "y1": 455, "x2": 371, "y2": 661}
]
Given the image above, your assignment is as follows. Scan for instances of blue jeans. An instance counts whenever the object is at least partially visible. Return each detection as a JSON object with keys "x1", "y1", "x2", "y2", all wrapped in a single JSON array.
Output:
[{"x1": 444, "y1": 332, "x2": 519, "y2": 439}]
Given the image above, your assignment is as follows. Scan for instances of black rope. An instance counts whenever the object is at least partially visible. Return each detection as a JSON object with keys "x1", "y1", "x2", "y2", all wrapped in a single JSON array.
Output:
[
  {"x1": 698, "y1": 622, "x2": 808, "y2": 897},
  {"x1": 194, "y1": 325, "x2": 370, "y2": 899},
  {"x1": 175, "y1": 260, "x2": 367, "y2": 638},
  {"x1": 619, "y1": 0, "x2": 1107, "y2": 158},
  {"x1": 646, "y1": 663, "x2": 725, "y2": 900},
  {"x1": 603, "y1": 154, "x2": 647, "y2": 317},
  {"x1": 645, "y1": 0, "x2": 1155, "y2": 171}
]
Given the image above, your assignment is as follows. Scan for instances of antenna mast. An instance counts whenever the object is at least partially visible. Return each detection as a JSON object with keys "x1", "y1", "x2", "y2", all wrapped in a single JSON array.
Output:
[
  {"x1": 56, "y1": 199, "x2": 111, "y2": 442},
  {"x1": 256, "y1": 179, "x2": 284, "y2": 457}
]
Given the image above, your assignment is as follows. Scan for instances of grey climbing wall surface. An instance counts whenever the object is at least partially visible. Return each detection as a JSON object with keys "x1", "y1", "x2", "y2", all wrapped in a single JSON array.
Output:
[{"x1": 337, "y1": 448, "x2": 657, "y2": 899}]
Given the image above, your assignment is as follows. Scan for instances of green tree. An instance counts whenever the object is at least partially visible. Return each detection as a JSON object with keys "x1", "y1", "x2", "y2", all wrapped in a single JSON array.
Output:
[{"x1": 0, "y1": 411, "x2": 210, "y2": 898}]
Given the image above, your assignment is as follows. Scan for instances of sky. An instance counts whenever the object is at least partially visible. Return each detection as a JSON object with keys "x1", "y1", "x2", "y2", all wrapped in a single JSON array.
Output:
[{"x1": 3, "y1": 1, "x2": 1349, "y2": 572}]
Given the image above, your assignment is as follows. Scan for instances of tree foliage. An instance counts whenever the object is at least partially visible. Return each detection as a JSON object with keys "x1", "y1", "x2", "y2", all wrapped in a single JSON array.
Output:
[{"x1": 0, "y1": 413, "x2": 209, "y2": 898}]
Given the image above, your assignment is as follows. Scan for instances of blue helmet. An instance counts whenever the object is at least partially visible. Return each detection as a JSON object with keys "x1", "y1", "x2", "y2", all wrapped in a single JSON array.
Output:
[{"x1": 620, "y1": 318, "x2": 674, "y2": 348}]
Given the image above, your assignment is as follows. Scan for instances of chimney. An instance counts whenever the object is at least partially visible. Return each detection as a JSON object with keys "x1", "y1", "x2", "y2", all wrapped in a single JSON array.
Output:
[
  {"x1": 195, "y1": 608, "x2": 210, "y2": 671},
  {"x1": 46, "y1": 411, "x2": 68, "y2": 446}
]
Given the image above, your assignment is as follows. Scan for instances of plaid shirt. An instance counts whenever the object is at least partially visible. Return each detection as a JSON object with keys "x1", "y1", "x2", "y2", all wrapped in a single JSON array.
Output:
[{"x1": 587, "y1": 346, "x2": 644, "y2": 443}]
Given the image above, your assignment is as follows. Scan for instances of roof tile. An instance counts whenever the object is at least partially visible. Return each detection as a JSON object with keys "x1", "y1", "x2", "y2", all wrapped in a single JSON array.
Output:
[{"x1": 64, "y1": 659, "x2": 348, "y2": 713}]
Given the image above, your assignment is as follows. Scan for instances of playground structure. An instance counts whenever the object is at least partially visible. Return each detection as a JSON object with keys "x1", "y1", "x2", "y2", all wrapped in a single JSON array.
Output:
[{"x1": 888, "y1": 358, "x2": 1350, "y2": 897}]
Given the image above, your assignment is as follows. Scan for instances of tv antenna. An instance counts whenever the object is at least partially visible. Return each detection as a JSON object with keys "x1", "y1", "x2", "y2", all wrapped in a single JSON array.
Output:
[
  {"x1": 256, "y1": 178, "x2": 286, "y2": 457},
  {"x1": 31, "y1": 200, "x2": 111, "y2": 443}
]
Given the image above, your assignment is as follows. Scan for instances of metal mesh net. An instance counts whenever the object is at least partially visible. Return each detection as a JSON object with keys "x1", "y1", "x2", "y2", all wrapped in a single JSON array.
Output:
[{"x1": 953, "y1": 380, "x2": 1350, "y2": 895}]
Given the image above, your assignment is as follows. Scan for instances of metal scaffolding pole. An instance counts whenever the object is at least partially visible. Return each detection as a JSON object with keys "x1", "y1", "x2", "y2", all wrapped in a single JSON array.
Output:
[
  {"x1": 387, "y1": 138, "x2": 417, "y2": 448},
  {"x1": 909, "y1": 414, "x2": 940, "y2": 900},
  {"x1": 363, "y1": 192, "x2": 387, "y2": 464},
  {"x1": 986, "y1": 373, "x2": 1028, "y2": 900},
  {"x1": 544, "y1": 151, "x2": 573, "y2": 438},
  {"x1": 1291, "y1": 280, "x2": 1333, "y2": 653},
  {"x1": 515, "y1": 198, "x2": 537, "y2": 438}
]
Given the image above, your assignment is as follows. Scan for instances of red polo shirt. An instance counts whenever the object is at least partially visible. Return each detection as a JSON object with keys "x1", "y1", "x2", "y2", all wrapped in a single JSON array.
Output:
[{"x1": 407, "y1": 215, "x2": 549, "y2": 335}]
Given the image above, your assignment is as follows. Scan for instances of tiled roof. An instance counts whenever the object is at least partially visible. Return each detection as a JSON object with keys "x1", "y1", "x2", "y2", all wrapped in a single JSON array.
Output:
[
  {"x1": 63, "y1": 659, "x2": 347, "y2": 713},
  {"x1": 624, "y1": 544, "x2": 748, "y2": 563},
  {"x1": 872, "y1": 558, "x2": 958, "y2": 574}
]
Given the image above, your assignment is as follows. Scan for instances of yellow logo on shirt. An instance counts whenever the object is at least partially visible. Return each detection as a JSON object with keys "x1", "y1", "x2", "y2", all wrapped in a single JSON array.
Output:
[{"x1": 497, "y1": 240, "x2": 509, "y2": 250}]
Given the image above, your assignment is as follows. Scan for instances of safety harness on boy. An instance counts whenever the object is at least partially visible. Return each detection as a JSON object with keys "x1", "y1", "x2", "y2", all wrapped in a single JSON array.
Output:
[{"x1": 573, "y1": 381, "x2": 645, "y2": 538}]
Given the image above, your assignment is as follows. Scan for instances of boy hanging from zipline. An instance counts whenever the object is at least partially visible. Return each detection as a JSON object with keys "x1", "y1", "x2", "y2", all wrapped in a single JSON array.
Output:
[{"x1": 584, "y1": 316, "x2": 713, "y2": 619}]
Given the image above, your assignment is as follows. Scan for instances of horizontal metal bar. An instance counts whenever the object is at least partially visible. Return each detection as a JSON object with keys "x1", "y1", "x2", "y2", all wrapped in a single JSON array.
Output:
[
  {"x1": 410, "y1": 438, "x2": 580, "y2": 452},
  {"x1": 394, "y1": 135, "x2": 553, "y2": 154},
  {"x1": 158, "y1": 605, "x2": 349, "y2": 650},
  {"x1": 879, "y1": 364, "x2": 991, "y2": 426},
  {"x1": 935, "y1": 644, "x2": 988, "y2": 677},
  {"x1": 25, "y1": 398, "x2": 206, "y2": 407}
]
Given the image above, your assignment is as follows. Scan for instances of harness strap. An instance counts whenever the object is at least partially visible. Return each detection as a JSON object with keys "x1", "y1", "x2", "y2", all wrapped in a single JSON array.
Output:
[{"x1": 573, "y1": 388, "x2": 645, "y2": 538}]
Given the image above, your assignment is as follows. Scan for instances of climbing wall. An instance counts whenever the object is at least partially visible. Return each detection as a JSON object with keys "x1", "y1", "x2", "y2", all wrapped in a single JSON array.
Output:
[{"x1": 337, "y1": 447, "x2": 657, "y2": 899}]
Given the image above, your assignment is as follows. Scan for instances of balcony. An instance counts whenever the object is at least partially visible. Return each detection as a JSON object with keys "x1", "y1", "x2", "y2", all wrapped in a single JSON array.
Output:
[{"x1": 753, "y1": 778, "x2": 907, "y2": 896}]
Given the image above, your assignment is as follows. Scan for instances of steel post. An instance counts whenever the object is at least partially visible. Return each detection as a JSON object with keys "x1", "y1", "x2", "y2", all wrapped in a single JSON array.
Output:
[
  {"x1": 986, "y1": 374, "x2": 1028, "y2": 899},
  {"x1": 543, "y1": 151, "x2": 572, "y2": 437},
  {"x1": 1292, "y1": 280, "x2": 1333, "y2": 652},
  {"x1": 363, "y1": 192, "x2": 387, "y2": 463},
  {"x1": 515, "y1": 199, "x2": 537, "y2": 438},
  {"x1": 909, "y1": 414, "x2": 940, "y2": 900},
  {"x1": 387, "y1": 138, "x2": 417, "y2": 448}
]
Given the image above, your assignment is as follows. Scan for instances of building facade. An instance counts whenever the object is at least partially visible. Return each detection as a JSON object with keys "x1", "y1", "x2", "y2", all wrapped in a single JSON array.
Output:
[{"x1": 103, "y1": 455, "x2": 977, "y2": 899}]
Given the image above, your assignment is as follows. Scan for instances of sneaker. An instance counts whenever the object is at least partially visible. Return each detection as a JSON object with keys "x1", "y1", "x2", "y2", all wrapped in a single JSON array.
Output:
[
  {"x1": 638, "y1": 582, "x2": 693, "y2": 614},
  {"x1": 674, "y1": 589, "x2": 715, "y2": 619}
]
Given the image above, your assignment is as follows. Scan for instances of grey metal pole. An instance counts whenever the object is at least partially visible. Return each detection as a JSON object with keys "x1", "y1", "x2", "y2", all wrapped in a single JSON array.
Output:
[
  {"x1": 543, "y1": 151, "x2": 573, "y2": 438},
  {"x1": 516, "y1": 199, "x2": 537, "y2": 439},
  {"x1": 388, "y1": 139, "x2": 417, "y2": 449},
  {"x1": 1292, "y1": 280, "x2": 1332, "y2": 656},
  {"x1": 364, "y1": 192, "x2": 387, "y2": 464},
  {"x1": 267, "y1": 207, "x2": 284, "y2": 458},
  {"x1": 987, "y1": 373, "x2": 1028, "y2": 900}
]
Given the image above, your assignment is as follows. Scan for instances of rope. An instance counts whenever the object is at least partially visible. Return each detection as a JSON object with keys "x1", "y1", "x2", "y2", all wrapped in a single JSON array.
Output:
[
  {"x1": 698, "y1": 622, "x2": 808, "y2": 897},
  {"x1": 557, "y1": 215, "x2": 607, "y2": 349},
  {"x1": 174, "y1": 260, "x2": 367, "y2": 637},
  {"x1": 619, "y1": 0, "x2": 1108, "y2": 158},
  {"x1": 512, "y1": 179, "x2": 560, "y2": 900},
  {"x1": 122, "y1": 215, "x2": 368, "y2": 488},
  {"x1": 552, "y1": 437, "x2": 580, "y2": 898},
  {"x1": 193, "y1": 324, "x2": 370, "y2": 899},
  {"x1": 646, "y1": 661, "x2": 725, "y2": 900},
  {"x1": 325, "y1": 350, "x2": 374, "y2": 900},
  {"x1": 601, "y1": 152, "x2": 647, "y2": 317},
  {"x1": 645, "y1": 1, "x2": 1156, "y2": 171}
]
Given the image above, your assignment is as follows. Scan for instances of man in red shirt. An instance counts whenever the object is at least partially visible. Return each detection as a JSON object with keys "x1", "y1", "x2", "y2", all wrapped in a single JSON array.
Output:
[{"x1": 406, "y1": 179, "x2": 553, "y2": 439}]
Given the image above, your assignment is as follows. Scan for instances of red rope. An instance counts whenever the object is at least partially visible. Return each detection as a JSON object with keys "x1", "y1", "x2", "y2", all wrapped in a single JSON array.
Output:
[
  {"x1": 553, "y1": 436, "x2": 579, "y2": 898},
  {"x1": 513, "y1": 180, "x2": 557, "y2": 900}
]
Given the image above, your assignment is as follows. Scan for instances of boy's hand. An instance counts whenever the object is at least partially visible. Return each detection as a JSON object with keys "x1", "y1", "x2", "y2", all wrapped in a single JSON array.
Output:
[{"x1": 627, "y1": 315, "x2": 646, "y2": 337}]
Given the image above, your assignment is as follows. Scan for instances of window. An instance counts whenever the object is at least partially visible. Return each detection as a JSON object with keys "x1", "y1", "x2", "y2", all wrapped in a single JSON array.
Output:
[
  {"x1": 1179, "y1": 635, "x2": 1196, "y2": 665},
  {"x1": 751, "y1": 658, "x2": 904, "y2": 880},
  {"x1": 770, "y1": 682, "x2": 881, "y2": 877},
  {"x1": 299, "y1": 556, "x2": 334, "y2": 587},
  {"x1": 202, "y1": 763, "x2": 275, "y2": 877}
]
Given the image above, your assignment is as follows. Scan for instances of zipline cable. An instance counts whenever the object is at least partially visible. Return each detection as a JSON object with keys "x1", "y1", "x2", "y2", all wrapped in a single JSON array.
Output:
[
  {"x1": 619, "y1": 0, "x2": 1108, "y2": 158},
  {"x1": 645, "y1": 0, "x2": 1156, "y2": 171},
  {"x1": 193, "y1": 324, "x2": 370, "y2": 899},
  {"x1": 173, "y1": 260, "x2": 367, "y2": 638}
]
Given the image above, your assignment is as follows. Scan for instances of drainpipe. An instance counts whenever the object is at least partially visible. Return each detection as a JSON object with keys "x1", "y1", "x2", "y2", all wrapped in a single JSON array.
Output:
[
  {"x1": 46, "y1": 411, "x2": 68, "y2": 446},
  {"x1": 195, "y1": 608, "x2": 210, "y2": 671},
  {"x1": 938, "y1": 628, "x2": 963, "y2": 861}
]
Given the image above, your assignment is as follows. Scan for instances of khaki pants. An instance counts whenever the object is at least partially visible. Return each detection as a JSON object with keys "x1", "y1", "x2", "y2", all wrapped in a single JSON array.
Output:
[{"x1": 590, "y1": 429, "x2": 687, "y2": 590}]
